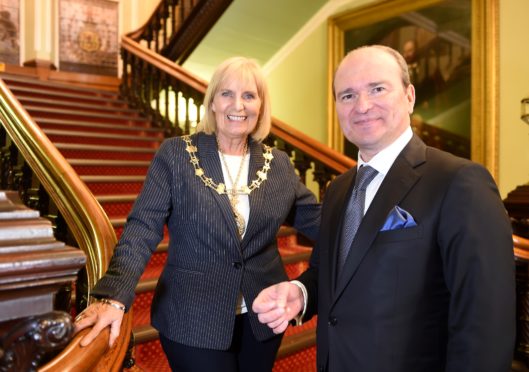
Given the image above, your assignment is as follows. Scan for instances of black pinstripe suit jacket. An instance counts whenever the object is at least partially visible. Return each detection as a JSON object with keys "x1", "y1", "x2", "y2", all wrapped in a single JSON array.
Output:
[{"x1": 93, "y1": 132, "x2": 321, "y2": 350}]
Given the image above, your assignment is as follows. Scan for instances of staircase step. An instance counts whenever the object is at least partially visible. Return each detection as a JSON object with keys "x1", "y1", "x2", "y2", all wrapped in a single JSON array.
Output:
[
  {"x1": 100, "y1": 202, "x2": 135, "y2": 218},
  {"x1": 17, "y1": 96, "x2": 139, "y2": 114},
  {"x1": 109, "y1": 223, "x2": 169, "y2": 242},
  {"x1": 36, "y1": 117, "x2": 164, "y2": 134},
  {"x1": 277, "y1": 323, "x2": 317, "y2": 358},
  {"x1": 109, "y1": 216, "x2": 127, "y2": 227},
  {"x1": 96, "y1": 195, "x2": 137, "y2": 218},
  {"x1": 127, "y1": 342, "x2": 317, "y2": 372},
  {"x1": 129, "y1": 324, "x2": 316, "y2": 372},
  {"x1": 7, "y1": 85, "x2": 129, "y2": 107},
  {"x1": 69, "y1": 159, "x2": 150, "y2": 176},
  {"x1": 109, "y1": 217, "x2": 127, "y2": 239},
  {"x1": 280, "y1": 244, "x2": 312, "y2": 259},
  {"x1": 0, "y1": 73, "x2": 121, "y2": 99},
  {"x1": 44, "y1": 129, "x2": 161, "y2": 148},
  {"x1": 130, "y1": 245, "x2": 311, "y2": 330},
  {"x1": 81, "y1": 175, "x2": 146, "y2": 195},
  {"x1": 96, "y1": 193, "x2": 141, "y2": 202},
  {"x1": 131, "y1": 323, "x2": 315, "y2": 348},
  {"x1": 56, "y1": 143, "x2": 157, "y2": 161},
  {"x1": 273, "y1": 346, "x2": 316, "y2": 372},
  {"x1": 129, "y1": 338, "x2": 170, "y2": 372},
  {"x1": 124, "y1": 228, "x2": 317, "y2": 372},
  {"x1": 24, "y1": 105, "x2": 147, "y2": 124},
  {"x1": 82, "y1": 175, "x2": 146, "y2": 183}
]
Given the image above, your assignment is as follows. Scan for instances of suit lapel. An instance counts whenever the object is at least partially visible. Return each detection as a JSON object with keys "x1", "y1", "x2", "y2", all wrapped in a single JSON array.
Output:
[
  {"x1": 196, "y1": 133, "x2": 241, "y2": 245},
  {"x1": 333, "y1": 135, "x2": 426, "y2": 301},
  {"x1": 241, "y1": 140, "x2": 266, "y2": 250}
]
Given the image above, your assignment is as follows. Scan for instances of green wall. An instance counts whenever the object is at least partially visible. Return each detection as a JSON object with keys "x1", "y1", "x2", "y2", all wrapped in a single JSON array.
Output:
[
  {"x1": 499, "y1": 0, "x2": 529, "y2": 198},
  {"x1": 265, "y1": 0, "x2": 529, "y2": 197},
  {"x1": 267, "y1": 23, "x2": 328, "y2": 145},
  {"x1": 21, "y1": 0, "x2": 529, "y2": 197}
]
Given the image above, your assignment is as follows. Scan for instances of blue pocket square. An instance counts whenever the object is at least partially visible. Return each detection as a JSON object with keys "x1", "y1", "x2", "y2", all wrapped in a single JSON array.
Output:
[{"x1": 381, "y1": 206, "x2": 417, "y2": 231}]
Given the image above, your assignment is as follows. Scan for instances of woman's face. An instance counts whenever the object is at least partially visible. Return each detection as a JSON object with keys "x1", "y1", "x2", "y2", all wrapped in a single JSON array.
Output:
[{"x1": 211, "y1": 74, "x2": 261, "y2": 143}]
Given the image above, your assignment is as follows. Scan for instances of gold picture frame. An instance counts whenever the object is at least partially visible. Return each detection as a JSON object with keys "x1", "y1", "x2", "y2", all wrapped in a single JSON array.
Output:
[{"x1": 327, "y1": 0, "x2": 498, "y2": 178}]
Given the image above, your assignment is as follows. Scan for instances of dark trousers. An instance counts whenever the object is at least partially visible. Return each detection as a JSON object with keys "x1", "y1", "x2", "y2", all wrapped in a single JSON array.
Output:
[{"x1": 159, "y1": 314, "x2": 283, "y2": 372}]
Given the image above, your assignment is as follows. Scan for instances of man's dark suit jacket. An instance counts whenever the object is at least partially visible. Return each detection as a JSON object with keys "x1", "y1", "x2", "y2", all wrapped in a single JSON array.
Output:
[
  {"x1": 93, "y1": 132, "x2": 320, "y2": 350},
  {"x1": 299, "y1": 134, "x2": 515, "y2": 372}
]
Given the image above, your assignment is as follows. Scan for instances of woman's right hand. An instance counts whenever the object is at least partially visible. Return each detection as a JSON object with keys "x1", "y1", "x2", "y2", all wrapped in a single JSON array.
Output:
[{"x1": 73, "y1": 299, "x2": 125, "y2": 347}]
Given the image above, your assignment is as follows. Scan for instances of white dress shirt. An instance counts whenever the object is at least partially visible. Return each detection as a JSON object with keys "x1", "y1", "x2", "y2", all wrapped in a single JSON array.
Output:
[
  {"x1": 357, "y1": 127, "x2": 413, "y2": 214},
  {"x1": 292, "y1": 127, "x2": 413, "y2": 324}
]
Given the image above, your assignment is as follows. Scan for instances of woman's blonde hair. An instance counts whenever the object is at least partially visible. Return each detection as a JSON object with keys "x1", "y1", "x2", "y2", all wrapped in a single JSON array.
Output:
[{"x1": 196, "y1": 56, "x2": 271, "y2": 142}]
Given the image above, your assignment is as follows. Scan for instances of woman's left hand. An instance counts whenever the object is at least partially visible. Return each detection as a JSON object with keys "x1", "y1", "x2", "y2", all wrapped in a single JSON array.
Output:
[{"x1": 73, "y1": 299, "x2": 125, "y2": 347}]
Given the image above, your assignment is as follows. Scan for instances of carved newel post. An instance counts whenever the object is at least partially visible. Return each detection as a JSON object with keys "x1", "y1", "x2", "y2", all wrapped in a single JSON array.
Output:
[{"x1": 0, "y1": 191, "x2": 86, "y2": 371}]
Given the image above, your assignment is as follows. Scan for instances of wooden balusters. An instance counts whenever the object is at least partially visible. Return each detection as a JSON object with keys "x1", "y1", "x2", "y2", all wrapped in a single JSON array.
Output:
[{"x1": 264, "y1": 135, "x2": 340, "y2": 202}]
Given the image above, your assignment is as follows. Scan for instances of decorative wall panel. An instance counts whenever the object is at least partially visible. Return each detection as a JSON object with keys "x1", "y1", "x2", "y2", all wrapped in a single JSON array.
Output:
[
  {"x1": 0, "y1": 0, "x2": 20, "y2": 65},
  {"x1": 59, "y1": 0, "x2": 118, "y2": 76}
]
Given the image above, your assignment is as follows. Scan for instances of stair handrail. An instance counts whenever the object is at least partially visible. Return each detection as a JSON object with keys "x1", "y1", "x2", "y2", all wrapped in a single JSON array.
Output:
[
  {"x1": 0, "y1": 79, "x2": 112, "y2": 291},
  {"x1": 122, "y1": 33, "x2": 206, "y2": 92},
  {"x1": 0, "y1": 78, "x2": 132, "y2": 371},
  {"x1": 126, "y1": 0, "x2": 167, "y2": 41},
  {"x1": 514, "y1": 234, "x2": 529, "y2": 261},
  {"x1": 121, "y1": 34, "x2": 356, "y2": 175},
  {"x1": 126, "y1": 0, "x2": 232, "y2": 64}
]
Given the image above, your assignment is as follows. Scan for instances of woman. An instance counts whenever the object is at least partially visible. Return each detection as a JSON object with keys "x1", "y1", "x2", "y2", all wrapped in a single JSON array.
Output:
[{"x1": 74, "y1": 56, "x2": 320, "y2": 371}]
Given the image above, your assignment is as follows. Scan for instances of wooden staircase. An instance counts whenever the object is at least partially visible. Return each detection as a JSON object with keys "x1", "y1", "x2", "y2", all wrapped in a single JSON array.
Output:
[{"x1": 1, "y1": 71, "x2": 317, "y2": 371}]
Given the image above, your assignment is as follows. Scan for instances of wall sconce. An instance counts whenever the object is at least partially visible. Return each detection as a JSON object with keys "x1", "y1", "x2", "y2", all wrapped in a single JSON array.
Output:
[{"x1": 522, "y1": 97, "x2": 529, "y2": 124}]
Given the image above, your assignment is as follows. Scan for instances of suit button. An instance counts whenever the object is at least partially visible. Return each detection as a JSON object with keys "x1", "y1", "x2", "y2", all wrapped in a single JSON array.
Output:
[
  {"x1": 318, "y1": 367, "x2": 325, "y2": 372},
  {"x1": 328, "y1": 316, "x2": 337, "y2": 326},
  {"x1": 232, "y1": 261, "x2": 242, "y2": 269}
]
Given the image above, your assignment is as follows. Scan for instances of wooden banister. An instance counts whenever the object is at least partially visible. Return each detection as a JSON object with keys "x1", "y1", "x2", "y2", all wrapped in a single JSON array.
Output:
[
  {"x1": 514, "y1": 234, "x2": 529, "y2": 261},
  {"x1": 121, "y1": 35, "x2": 207, "y2": 92},
  {"x1": 0, "y1": 80, "x2": 114, "y2": 288},
  {"x1": 125, "y1": 0, "x2": 232, "y2": 64},
  {"x1": 0, "y1": 78, "x2": 131, "y2": 369},
  {"x1": 39, "y1": 329, "x2": 110, "y2": 372},
  {"x1": 120, "y1": 34, "x2": 356, "y2": 184},
  {"x1": 270, "y1": 117, "x2": 355, "y2": 174},
  {"x1": 39, "y1": 313, "x2": 132, "y2": 372}
]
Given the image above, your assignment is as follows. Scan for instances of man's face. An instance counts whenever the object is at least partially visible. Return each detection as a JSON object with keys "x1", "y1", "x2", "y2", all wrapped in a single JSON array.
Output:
[{"x1": 334, "y1": 48, "x2": 415, "y2": 161}]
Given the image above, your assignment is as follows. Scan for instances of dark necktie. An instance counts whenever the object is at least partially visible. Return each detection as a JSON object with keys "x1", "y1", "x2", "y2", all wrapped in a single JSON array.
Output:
[{"x1": 338, "y1": 165, "x2": 379, "y2": 271}]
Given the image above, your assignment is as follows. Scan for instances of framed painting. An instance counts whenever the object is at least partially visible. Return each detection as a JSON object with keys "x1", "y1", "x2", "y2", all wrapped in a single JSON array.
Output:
[{"x1": 328, "y1": 0, "x2": 498, "y2": 178}]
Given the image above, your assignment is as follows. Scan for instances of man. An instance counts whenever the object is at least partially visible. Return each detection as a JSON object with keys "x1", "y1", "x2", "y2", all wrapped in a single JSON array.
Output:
[{"x1": 252, "y1": 45, "x2": 515, "y2": 371}]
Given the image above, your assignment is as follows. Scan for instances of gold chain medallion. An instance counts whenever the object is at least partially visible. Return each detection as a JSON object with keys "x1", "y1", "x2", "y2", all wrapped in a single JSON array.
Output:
[{"x1": 182, "y1": 135, "x2": 274, "y2": 237}]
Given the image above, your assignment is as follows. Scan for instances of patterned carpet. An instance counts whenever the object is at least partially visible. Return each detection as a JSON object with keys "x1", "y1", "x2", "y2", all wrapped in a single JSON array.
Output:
[{"x1": 1, "y1": 73, "x2": 317, "y2": 372}]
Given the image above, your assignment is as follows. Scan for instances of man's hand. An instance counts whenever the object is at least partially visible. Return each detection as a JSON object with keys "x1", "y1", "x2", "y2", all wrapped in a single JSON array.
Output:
[
  {"x1": 252, "y1": 281, "x2": 304, "y2": 334},
  {"x1": 73, "y1": 300, "x2": 125, "y2": 347}
]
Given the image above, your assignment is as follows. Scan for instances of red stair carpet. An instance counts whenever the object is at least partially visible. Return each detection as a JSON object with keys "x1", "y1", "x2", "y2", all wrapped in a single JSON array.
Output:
[{"x1": 1, "y1": 71, "x2": 316, "y2": 372}]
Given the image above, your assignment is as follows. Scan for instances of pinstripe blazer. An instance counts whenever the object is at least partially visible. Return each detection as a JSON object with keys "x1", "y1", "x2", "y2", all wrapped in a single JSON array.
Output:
[{"x1": 93, "y1": 132, "x2": 321, "y2": 350}]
